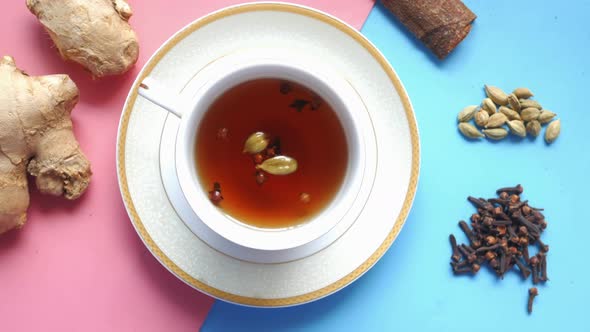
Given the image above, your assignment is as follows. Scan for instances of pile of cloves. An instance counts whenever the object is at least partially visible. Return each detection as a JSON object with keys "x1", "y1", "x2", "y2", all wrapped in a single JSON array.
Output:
[{"x1": 449, "y1": 184, "x2": 549, "y2": 314}]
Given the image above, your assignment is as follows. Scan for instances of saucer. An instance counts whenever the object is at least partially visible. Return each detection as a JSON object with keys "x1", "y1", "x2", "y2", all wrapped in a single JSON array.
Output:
[{"x1": 117, "y1": 2, "x2": 420, "y2": 307}]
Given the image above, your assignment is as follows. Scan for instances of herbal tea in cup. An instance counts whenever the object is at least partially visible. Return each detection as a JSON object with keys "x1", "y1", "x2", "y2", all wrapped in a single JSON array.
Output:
[{"x1": 196, "y1": 79, "x2": 348, "y2": 228}]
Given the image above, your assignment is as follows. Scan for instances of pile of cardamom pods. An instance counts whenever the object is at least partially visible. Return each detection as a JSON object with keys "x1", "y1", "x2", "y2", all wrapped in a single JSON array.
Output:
[{"x1": 457, "y1": 86, "x2": 561, "y2": 144}]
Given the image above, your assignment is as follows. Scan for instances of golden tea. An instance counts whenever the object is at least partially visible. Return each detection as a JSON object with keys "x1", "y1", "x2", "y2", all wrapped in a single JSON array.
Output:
[{"x1": 195, "y1": 78, "x2": 348, "y2": 228}]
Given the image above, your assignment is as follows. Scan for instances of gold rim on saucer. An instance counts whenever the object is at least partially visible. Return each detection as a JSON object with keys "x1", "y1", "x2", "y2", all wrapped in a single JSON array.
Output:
[{"x1": 117, "y1": 2, "x2": 420, "y2": 306}]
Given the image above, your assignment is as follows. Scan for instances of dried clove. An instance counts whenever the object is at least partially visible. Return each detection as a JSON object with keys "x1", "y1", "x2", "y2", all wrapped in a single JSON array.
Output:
[
  {"x1": 468, "y1": 196, "x2": 494, "y2": 212},
  {"x1": 310, "y1": 96, "x2": 322, "y2": 110},
  {"x1": 253, "y1": 153, "x2": 264, "y2": 164},
  {"x1": 289, "y1": 99, "x2": 310, "y2": 112},
  {"x1": 448, "y1": 185, "x2": 550, "y2": 314},
  {"x1": 268, "y1": 137, "x2": 282, "y2": 156},
  {"x1": 514, "y1": 257, "x2": 532, "y2": 280},
  {"x1": 279, "y1": 81, "x2": 292, "y2": 94},
  {"x1": 537, "y1": 238, "x2": 549, "y2": 253},
  {"x1": 459, "y1": 220, "x2": 481, "y2": 247},
  {"x1": 496, "y1": 184, "x2": 523, "y2": 195},
  {"x1": 449, "y1": 234, "x2": 461, "y2": 262},
  {"x1": 499, "y1": 251, "x2": 506, "y2": 277},
  {"x1": 528, "y1": 288, "x2": 538, "y2": 314},
  {"x1": 530, "y1": 256, "x2": 540, "y2": 285},
  {"x1": 458, "y1": 244, "x2": 473, "y2": 257},
  {"x1": 491, "y1": 219, "x2": 512, "y2": 226},
  {"x1": 475, "y1": 244, "x2": 500, "y2": 254},
  {"x1": 539, "y1": 252, "x2": 549, "y2": 282},
  {"x1": 522, "y1": 245, "x2": 530, "y2": 264},
  {"x1": 208, "y1": 182, "x2": 223, "y2": 205}
]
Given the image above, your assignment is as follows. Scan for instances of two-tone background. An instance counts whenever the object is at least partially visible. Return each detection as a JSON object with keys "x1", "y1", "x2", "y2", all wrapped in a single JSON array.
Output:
[{"x1": 1, "y1": 1, "x2": 588, "y2": 331}]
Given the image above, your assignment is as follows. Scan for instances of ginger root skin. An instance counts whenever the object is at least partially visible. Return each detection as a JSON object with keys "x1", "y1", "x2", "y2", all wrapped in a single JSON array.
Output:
[
  {"x1": 0, "y1": 56, "x2": 92, "y2": 235},
  {"x1": 27, "y1": 0, "x2": 139, "y2": 78}
]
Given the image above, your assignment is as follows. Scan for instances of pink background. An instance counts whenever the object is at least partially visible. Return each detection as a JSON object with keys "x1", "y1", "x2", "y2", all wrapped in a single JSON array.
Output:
[{"x1": 0, "y1": 1, "x2": 373, "y2": 331}]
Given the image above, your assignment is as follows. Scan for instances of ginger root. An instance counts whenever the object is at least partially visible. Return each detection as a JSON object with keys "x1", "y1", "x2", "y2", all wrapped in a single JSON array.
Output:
[
  {"x1": 27, "y1": 0, "x2": 139, "y2": 78},
  {"x1": 0, "y1": 56, "x2": 91, "y2": 235}
]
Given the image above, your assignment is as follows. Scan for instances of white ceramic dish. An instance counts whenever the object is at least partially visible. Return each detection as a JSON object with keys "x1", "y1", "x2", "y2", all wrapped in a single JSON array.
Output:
[
  {"x1": 117, "y1": 2, "x2": 419, "y2": 307},
  {"x1": 138, "y1": 49, "x2": 377, "y2": 264}
]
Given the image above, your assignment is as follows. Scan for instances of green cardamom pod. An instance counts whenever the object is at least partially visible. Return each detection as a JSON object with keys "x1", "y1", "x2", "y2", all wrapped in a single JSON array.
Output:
[
  {"x1": 243, "y1": 132, "x2": 270, "y2": 154},
  {"x1": 526, "y1": 120, "x2": 541, "y2": 137},
  {"x1": 507, "y1": 94, "x2": 521, "y2": 112},
  {"x1": 521, "y1": 108, "x2": 541, "y2": 122},
  {"x1": 482, "y1": 98, "x2": 497, "y2": 116},
  {"x1": 256, "y1": 155, "x2": 298, "y2": 175},
  {"x1": 485, "y1": 113, "x2": 508, "y2": 128},
  {"x1": 519, "y1": 99, "x2": 542, "y2": 110},
  {"x1": 474, "y1": 110, "x2": 489, "y2": 127},
  {"x1": 545, "y1": 119, "x2": 561, "y2": 144},
  {"x1": 499, "y1": 106, "x2": 521, "y2": 121},
  {"x1": 507, "y1": 120, "x2": 526, "y2": 137},
  {"x1": 538, "y1": 110, "x2": 557, "y2": 124},
  {"x1": 483, "y1": 128, "x2": 509, "y2": 140},
  {"x1": 458, "y1": 122, "x2": 484, "y2": 139},
  {"x1": 513, "y1": 87, "x2": 534, "y2": 99},
  {"x1": 485, "y1": 85, "x2": 509, "y2": 106},
  {"x1": 457, "y1": 105, "x2": 478, "y2": 122}
]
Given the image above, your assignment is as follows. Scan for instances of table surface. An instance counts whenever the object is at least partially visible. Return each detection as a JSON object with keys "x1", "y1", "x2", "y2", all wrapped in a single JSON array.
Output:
[
  {"x1": 1, "y1": 0, "x2": 588, "y2": 331},
  {"x1": 202, "y1": 0, "x2": 590, "y2": 331},
  {"x1": 0, "y1": 1, "x2": 373, "y2": 331}
]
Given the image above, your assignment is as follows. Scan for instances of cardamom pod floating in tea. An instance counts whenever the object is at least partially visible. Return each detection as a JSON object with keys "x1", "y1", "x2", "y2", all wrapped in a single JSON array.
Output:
[
  {"x1": 243, "y1": 131, "x2": 269, "y2": 154},
  {"x1": 485, "y1": 85, "x2": 509, "y2": 105},
  {"x1": 513, "y1": 87, "x2": 534, "y2": 99},
  {"x1": 545, "y1": 119, "x2": 561, "y2": 144},
  {"x1": 256, "y1": 155, "x2": 298, "y2": 175},
  {"x1": 457, "y1": 105, "x2": 478, "y2": 122},
  {"x1": 507, "y1": 120, "x2": 526, "y2": 137}
]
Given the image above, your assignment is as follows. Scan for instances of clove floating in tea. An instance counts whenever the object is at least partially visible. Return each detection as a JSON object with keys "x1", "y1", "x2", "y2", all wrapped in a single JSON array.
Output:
[{"x1": 208, "y1": 182, "x2": 223, "y2": 205}]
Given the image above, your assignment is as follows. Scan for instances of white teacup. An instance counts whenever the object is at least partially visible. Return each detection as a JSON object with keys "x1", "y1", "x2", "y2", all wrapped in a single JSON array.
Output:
[{"x1": 138, "y1": 50, "x2": 375, "y2": 263}]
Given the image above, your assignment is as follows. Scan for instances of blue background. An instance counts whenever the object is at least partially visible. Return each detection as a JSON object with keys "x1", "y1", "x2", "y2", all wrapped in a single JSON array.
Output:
[{"x1": 202, "y1": 1, "x2": 590, "y2": 330}]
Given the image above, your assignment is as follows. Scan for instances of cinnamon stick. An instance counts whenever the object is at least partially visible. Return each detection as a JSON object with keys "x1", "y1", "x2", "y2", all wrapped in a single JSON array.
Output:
[{"x1": 380, "y1": 0, "x2": 476, "y2": 59}]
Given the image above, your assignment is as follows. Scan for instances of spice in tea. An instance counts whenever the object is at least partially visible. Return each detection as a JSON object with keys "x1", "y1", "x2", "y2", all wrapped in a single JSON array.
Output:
[{"x1": 195, "y1": 79, "x2": 348, "y2": 228}]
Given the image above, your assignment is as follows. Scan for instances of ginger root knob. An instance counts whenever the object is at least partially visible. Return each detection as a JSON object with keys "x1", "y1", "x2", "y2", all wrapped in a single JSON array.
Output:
[
  {"x1": 26, "y1": 0, "x2": 139, "y2": 78},
  {"x1": 0, "y1": 56, "x2": 92, "y2": 235}
]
